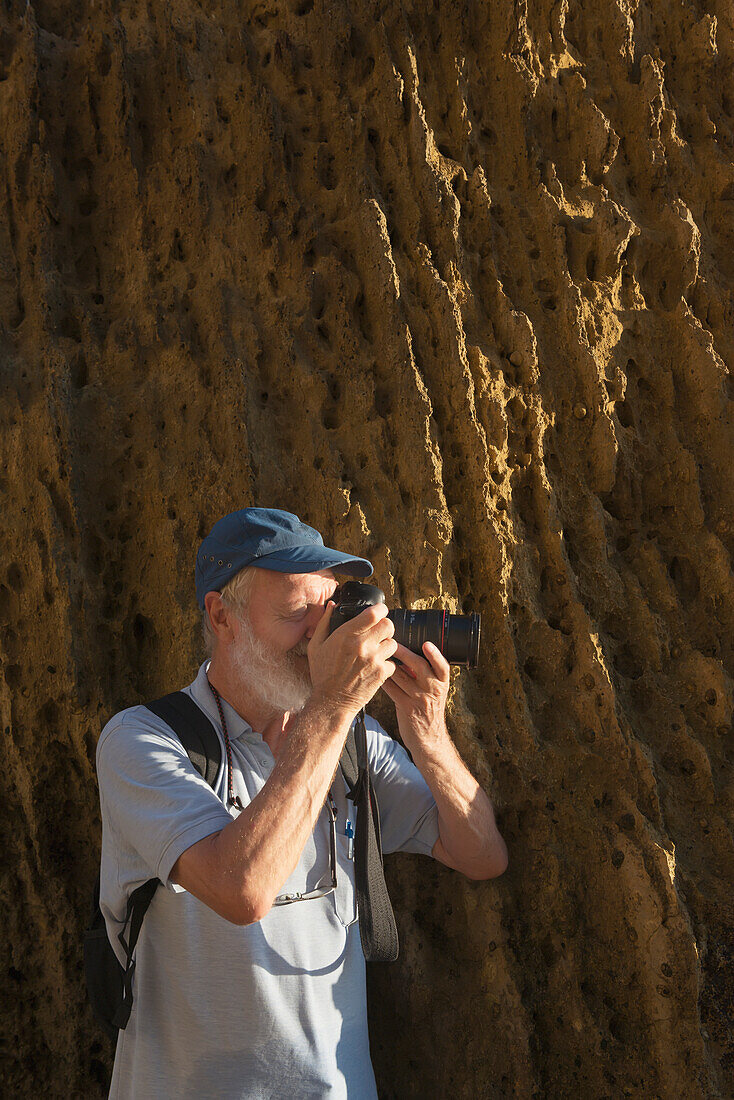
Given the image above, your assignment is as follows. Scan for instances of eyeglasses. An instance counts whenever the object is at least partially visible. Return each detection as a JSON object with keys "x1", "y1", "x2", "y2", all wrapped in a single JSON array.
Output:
[{"x1": 273, "y1": 791, "x2": 338, "y2": 905}]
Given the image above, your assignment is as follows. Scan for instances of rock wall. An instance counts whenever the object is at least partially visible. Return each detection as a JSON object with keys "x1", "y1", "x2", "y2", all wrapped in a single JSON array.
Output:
[{"x1": 1, "y1": 0, "x2": 732, "y2": 1095}]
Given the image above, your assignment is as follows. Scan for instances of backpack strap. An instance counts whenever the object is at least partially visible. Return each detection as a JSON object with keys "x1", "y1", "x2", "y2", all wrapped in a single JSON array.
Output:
[
  {"x1": 107, "y1": 693, "x2": 222, "y2": 1030},
  {"x1": 111, "y1": 878, "x2": 159, "y2": 1029},
  {"x1": 146, "y1": 691, "x2": 222, "y2": 786}
]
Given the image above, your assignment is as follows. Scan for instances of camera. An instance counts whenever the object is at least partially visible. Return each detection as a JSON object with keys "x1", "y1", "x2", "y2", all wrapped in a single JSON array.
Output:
[{"x1": 329, "y1": 581, "x2": 481, "y2": 668}]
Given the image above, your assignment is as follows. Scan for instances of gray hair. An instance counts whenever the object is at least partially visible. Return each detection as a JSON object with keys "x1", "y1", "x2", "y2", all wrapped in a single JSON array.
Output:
[{"x1": 201, "y1": 565, "x2": 259, "y2": 656}]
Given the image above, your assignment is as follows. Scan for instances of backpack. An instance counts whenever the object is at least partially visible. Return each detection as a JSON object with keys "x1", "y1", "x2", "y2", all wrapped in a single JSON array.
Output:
[{"x1": 84, "y1": 692, "x2": 397, "y2": 1041}]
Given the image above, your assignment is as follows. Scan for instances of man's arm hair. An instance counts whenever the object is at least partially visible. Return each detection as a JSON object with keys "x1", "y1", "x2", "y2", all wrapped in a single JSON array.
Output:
[{"x1": 171, "y1": 692, "x2": 353, "y2": 924}]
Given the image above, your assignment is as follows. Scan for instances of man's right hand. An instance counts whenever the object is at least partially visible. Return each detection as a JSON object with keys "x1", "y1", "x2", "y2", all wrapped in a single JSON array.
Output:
[{"x1": 307, "y1": 600, "x2": 398, "y2": 717}]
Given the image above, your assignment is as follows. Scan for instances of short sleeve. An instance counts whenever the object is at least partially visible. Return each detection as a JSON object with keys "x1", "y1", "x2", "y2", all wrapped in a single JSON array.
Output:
[
  {"x1": 97, "y1": 707, "x2": 233, "y2": 889},
  {"x1": 365, "y1": 716, "x2": 439, "y2": 856}
]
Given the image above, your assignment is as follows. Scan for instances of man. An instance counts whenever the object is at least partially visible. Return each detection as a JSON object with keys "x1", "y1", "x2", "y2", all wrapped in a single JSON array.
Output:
[{"x1": 97, "y1": 508, "x2": 507, "y2": 1099}]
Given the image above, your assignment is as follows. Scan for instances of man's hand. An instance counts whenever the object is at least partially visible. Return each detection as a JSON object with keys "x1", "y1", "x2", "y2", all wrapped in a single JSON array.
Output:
[
  {"x1": 381, "y1": 640, "x2": 508, "y2": 879},
  {"x1": 380, "y1": 640, "x2": 451, "y2": 753},
  {"x1": 307, "y1": 600, "x2": 398, "y2": 718}
]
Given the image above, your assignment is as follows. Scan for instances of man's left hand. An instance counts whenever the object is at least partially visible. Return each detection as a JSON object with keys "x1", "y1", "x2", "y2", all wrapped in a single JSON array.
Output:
[
  {"x1": 381, "y1": 641, "x2": 450, "y2": 752},
  {"x1": 383, "y1": 639, "x2": 509, "y2": 880}
]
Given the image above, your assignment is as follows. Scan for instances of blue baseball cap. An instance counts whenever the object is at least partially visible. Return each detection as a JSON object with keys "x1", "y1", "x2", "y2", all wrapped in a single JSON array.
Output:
[{"x1": 195, "y1": 507, "x2": 373, "y2": 609}]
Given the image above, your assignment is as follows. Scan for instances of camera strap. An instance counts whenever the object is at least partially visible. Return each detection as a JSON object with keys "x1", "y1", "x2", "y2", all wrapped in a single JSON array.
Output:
[{"x1": 340, "y1": 709, "x2": 399, "y2": 962}]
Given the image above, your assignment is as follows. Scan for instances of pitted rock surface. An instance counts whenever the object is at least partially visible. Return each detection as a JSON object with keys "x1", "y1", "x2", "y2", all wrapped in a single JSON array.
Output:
[{"x1": 0, "y1": 1, "x2": 732, "y2": 1096}]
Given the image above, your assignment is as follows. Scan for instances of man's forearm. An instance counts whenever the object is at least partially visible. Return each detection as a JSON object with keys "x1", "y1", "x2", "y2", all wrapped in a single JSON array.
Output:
[
  {"x1": 173, "y1": 692, "x2": 354, "y2": 923},
  {"x1": 408, "y1": 725, "x2": 508, "y2": 879}
]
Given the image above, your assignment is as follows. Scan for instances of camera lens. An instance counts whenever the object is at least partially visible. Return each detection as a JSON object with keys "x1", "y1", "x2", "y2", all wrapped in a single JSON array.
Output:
[{"x1": 388, "y1": 609, "x2": 481, "y2": 668}]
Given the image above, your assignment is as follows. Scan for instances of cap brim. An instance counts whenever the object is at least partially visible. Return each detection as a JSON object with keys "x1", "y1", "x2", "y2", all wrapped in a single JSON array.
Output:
[{"x1": 250, "y1": 545, "x2": 373, "y2": 577}]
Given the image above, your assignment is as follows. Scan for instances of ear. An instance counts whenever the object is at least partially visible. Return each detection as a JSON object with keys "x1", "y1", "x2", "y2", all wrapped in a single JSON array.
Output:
[{"x1": 204, "y1": 592, "x2": 238, "y2": 646}]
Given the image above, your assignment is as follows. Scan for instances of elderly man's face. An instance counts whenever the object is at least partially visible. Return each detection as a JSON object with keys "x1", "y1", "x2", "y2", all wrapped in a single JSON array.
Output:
[{"x1": 228, "y1": 568, "x2": 338, "y2": 712}]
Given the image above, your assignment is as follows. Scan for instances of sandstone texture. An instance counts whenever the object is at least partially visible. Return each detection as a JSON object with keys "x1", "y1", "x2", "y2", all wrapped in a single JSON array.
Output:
[{"x1": 1, "y1": 0, "x2": 733, "y2": 1096}]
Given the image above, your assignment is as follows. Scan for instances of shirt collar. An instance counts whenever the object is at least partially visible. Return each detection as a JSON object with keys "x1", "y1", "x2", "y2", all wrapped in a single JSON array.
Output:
[{"x1": 187, "y1": 660, "x2": 262, "y2": 744}]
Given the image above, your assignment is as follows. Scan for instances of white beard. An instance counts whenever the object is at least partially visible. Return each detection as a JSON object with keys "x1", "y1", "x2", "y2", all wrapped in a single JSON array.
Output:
[{"x1": 229, "y1": 613, "x2": 312, "y2": 714}]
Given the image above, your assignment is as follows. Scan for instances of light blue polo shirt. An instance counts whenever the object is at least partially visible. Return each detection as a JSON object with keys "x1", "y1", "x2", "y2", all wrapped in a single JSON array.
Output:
[{"x1": 97, "y1": 660, "x2": 440, "y2": 1099}]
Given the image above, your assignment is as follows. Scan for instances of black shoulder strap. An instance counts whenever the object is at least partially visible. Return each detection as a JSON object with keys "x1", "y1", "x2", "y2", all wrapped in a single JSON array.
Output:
[
  {"x1": 108, "y1": 692, "x2": 222, "y2": 1031},
  {"x1": 111, "y1": 877, "x2": 159, "y2": 1029},
  {"x1": 145, "y1": 691, "x2": 222, "y2": 786},
  {"x1": 342, "y1": 711, "x2": 399, "y2": 962},
  {"x1": 339, "y1": 722, "x2": 359, "y2": 791}
]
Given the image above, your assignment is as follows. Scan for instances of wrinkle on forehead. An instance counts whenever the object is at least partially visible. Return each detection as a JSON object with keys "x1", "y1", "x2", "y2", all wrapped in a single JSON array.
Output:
[{"x1": 258, "y1": 568, "x2": 337, "y2": 606}]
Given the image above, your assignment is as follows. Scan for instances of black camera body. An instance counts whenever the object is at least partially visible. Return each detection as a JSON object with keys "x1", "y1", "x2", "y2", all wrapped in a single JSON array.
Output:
[{"x1": 329, "y1": 581, "x2": 481, "y2": 668}]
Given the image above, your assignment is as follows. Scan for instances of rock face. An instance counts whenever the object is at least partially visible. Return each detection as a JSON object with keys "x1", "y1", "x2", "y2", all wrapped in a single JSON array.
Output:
[{"x1": 1, "y1": 0, "x2": 732, "y2": 1095}]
